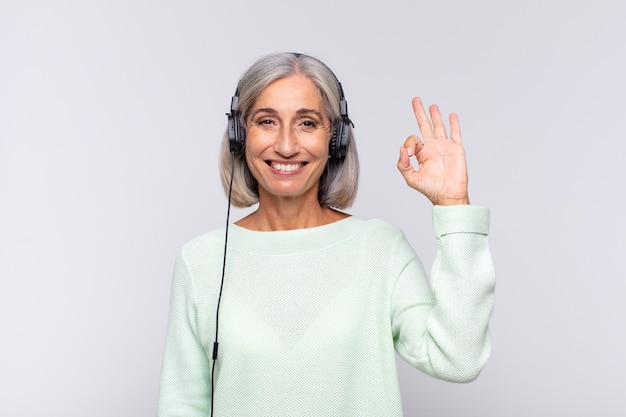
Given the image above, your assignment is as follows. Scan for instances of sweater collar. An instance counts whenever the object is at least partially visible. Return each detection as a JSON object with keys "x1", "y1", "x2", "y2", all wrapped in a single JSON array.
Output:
[{"x1": 228, "y1": 216, "x2": 363, "y2": 255}]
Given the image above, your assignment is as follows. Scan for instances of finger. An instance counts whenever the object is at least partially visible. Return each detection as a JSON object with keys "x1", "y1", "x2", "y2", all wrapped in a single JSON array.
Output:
[
  {"x1": 402, "y1": 134, "x2": 422, "y2": 156},
  {"x1": 412, "y1": 97, "x2": 435, "y2": 141},
  {"x1": 429, "y1": 104, "x2": 448, "y2": 139},
  {"x1": 449, "y1": 113, "x2": 462, "y2": 143}
]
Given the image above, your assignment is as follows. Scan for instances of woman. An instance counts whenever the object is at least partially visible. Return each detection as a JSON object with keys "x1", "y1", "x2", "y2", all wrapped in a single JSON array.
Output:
[{"x1": 158, "y1": 52, "x2": 495, "y2": 416}]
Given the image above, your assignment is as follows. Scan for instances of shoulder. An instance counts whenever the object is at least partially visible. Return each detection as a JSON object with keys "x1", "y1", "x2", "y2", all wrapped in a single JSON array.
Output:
[
  {"x1": 348, "y1": 217, "x2": 407, "y2": 247},
  {"x1": 348, "y1": 218, "x2": 420, "y2": 272},
  {"x1": 355, "y1": 217, "x2": 403, "y2": 235},
  {"x1": 177, "y1": 228, "x2": 226, "y2": 261},
  {"x1": 362, "y1": 217, "x2": 403, "y2": 233}
]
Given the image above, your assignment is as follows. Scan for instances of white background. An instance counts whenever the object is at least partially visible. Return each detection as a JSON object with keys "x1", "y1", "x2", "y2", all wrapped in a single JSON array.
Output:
[{"x1": 2, "y1": 1, "x2": 625, "y2": 416}]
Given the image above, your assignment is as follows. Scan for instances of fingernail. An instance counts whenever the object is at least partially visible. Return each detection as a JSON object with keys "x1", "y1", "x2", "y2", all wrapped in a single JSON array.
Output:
[{"x1": 406, "y1": 147, "x2": 414, "y2": 156}]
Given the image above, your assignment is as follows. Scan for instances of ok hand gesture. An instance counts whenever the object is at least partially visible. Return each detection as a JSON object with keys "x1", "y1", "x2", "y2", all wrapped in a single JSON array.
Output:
[{"x1": 397, "y1": 97, "x2": 470, "y2": 206}]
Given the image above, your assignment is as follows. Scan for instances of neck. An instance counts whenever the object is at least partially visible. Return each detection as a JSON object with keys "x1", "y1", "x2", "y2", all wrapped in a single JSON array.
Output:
[{"x1": 236, "y1": 190, "x2": 348, "y2": 231}]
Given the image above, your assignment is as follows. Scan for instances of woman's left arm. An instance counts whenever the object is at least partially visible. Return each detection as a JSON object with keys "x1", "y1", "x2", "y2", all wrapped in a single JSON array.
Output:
[
  {"x1": 392, "y1": 98, "x2": 495, "y2": 382},
  {"x1": 391, "y1": 205, "x2": 495, "y2": 382}
]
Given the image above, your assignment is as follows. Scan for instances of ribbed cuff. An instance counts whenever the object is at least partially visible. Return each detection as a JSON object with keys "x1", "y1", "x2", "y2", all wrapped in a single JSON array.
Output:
[{"x1": 433, "y1": 205, "x2": 490, "y2": 237}]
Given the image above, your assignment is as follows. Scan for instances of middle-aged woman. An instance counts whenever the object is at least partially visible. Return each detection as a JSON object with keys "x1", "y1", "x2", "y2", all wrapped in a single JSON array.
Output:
[{"x1": 158, "y1": 52, "x2": 495, "y2": 416}]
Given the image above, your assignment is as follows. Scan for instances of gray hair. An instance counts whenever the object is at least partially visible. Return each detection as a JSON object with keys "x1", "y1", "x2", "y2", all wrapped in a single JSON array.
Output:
[{"x1": 219, "y1": 52, "x2": 359, "y2": 209}]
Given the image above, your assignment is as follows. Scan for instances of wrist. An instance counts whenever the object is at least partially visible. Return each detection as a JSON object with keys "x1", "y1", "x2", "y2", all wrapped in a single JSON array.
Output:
[{"x1": 433, "y1": 196, "x2": 470, "y2": 206}]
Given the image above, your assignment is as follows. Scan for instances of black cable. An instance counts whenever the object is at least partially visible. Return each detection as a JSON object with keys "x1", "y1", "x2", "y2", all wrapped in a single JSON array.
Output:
[{"x1": 211, "y1": 150, "x2": 235, "y2": 417}]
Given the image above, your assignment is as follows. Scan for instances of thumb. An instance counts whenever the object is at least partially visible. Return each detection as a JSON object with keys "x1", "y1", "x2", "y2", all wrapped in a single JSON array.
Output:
[
  {"x1": 397, "y1": 146, "x2": 414, "y2": 176},
  {"x1": 397, "y1": 134, "x2": 420, "y2": 175}
]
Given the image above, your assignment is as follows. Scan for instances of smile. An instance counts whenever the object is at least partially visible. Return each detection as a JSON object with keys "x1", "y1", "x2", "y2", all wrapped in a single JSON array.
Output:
[{"x1": 269, "y1": 162, "x2": 305, "y2": 172}]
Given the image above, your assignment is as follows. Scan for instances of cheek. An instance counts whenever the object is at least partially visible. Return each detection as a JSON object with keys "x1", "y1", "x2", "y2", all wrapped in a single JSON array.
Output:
[
  {"x1": 242, "y1": 141, "x2": 262, "y2": 178},
  {"x1": 244, "y1": 131, "x2": 264, "y2": 153},
  {"x1": 244, "y1": 150, "x2": 264, "y2": 179},
  {"x1": 312, "y1": 132, "x2": 332, "y2": 157},
  {"x1": 243, "y1": 132, "x2": 270, "y2": 164}
]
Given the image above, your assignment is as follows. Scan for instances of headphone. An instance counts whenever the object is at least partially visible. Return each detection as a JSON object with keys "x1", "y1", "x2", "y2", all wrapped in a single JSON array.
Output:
[{"x1": 226, "y1": 68, "x2": 353, "y2": 159}]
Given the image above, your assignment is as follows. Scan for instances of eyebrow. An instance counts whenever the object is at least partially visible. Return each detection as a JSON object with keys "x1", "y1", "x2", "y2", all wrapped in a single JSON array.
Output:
[{"x1": 249, "y1": 108, "x2": 325, "y2": 120}]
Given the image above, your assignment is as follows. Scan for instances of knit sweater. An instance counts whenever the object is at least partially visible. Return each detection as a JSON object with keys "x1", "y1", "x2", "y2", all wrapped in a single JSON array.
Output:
[{"x1": 158, "y1": 205, "x2": 495, "y2": 416}]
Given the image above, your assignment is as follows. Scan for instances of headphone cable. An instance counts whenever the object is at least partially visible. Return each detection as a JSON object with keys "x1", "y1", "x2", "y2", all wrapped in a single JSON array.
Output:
[{"x1": 211, "y1": 150, "x2": 235, "y2": 416}]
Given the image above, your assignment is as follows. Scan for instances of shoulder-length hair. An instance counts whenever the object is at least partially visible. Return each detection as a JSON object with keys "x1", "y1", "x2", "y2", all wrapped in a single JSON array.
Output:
[{"x1": 219, "y1": 52, "x2": 359, "y2": 209}]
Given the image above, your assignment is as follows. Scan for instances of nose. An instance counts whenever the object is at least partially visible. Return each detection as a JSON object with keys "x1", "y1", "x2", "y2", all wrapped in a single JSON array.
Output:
[{"x1": 273, "y1": 125, "x2": 300, "y2": 157}]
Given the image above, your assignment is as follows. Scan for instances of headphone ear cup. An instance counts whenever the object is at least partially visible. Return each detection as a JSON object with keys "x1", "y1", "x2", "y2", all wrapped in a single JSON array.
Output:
[
  {"x1": 329, "y1": 121, "x2": 339, "y2": 158},
  {"x1": 237, "y1": 118, "x2": 246, "y2": 152},
  {"x1": 329, "y1": 119, "x2": 349, "y2": 159},
  {"x1": 228, "y1": 113, "x2": 246, "y2": 155}
]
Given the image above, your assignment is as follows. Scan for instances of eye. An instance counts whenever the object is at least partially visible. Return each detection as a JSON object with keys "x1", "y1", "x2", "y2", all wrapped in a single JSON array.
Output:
[
  {"x1": 254, "y1": 117, "x2": 279, "y2": 131},
  {"x1": 298, "y1": 119, "x2": 319, "y2": 132}
]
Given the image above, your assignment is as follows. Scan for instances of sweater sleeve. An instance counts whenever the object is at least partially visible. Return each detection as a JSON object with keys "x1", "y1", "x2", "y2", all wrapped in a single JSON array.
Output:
[
  {"x1": 158, "y1": 252, "x2": 212, "y2": 416},
  {"x1": 391, "y1": 205, "x2": 495, "y2": 383}
]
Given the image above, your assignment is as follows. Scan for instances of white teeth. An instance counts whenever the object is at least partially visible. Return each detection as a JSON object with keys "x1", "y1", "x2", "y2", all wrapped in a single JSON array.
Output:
[{"x1": 271, "y1": 162, "x2": 302, "y2": 172}]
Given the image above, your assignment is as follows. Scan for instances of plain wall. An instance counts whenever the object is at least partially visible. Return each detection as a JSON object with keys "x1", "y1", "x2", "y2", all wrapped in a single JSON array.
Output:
[{"x1": 1, "y1": 0, "x2": 625, "y2": 416}]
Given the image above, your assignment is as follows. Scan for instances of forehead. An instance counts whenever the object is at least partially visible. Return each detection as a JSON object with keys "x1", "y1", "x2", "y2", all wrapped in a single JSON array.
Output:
[{"x1": 253, "y1": 74, "x2": 323, "y2": 110}]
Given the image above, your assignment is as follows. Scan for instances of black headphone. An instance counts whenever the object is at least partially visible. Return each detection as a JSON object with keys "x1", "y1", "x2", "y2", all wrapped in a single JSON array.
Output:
[{"x1": 226, "y1": 68, "x2": 353, "y2": 159}]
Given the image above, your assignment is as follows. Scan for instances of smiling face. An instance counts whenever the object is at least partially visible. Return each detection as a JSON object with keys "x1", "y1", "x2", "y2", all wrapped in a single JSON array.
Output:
[{"x1": 244, "y1": 74, "x2": 332, "y2": 205}]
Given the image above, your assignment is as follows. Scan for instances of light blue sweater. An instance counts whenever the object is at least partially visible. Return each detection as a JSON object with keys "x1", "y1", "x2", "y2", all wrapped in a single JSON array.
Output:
[{"x1": 158, "y1": 205, "x2": 495, "y2": 416}]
